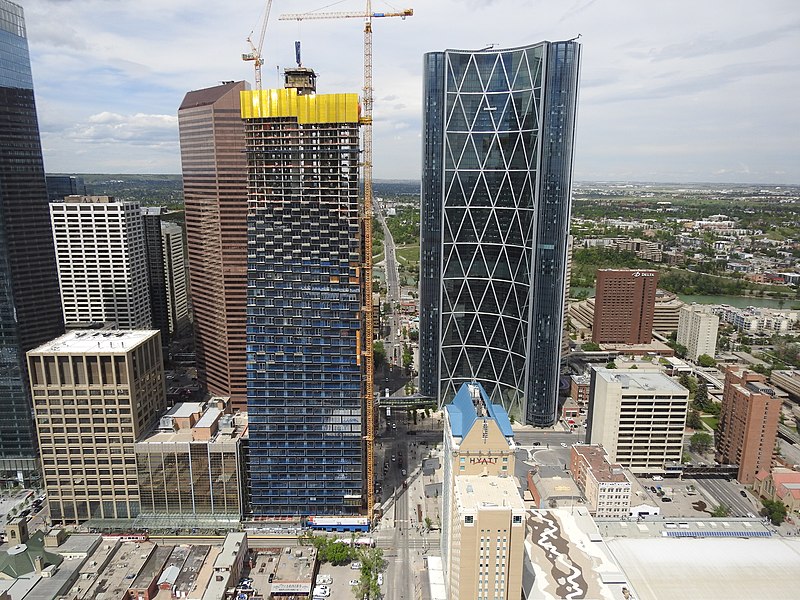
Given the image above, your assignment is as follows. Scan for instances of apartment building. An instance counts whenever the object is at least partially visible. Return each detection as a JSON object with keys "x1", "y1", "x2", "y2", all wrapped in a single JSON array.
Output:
[
  {"x1": 716, "y1": 369, "x2": 780, "y2": 485},
  {"x1": 27, "y1": 330, "x2": 165, "y2": 524},
  {"x1": 586, "y1": 368, "x2": 689, "y2": 474},
  {"x1": 677, "y1": 304, "x2": 720, "y2": 360}
]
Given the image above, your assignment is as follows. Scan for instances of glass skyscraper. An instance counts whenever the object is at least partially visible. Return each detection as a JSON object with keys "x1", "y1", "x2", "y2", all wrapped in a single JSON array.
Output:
[
  {"x1": 0, "y1": 0, "x2": 64, "y2": 483},
  {"x1": 242, "y1": 84, "x2": 365, "y2": 516},
  {"x1": 420, "y1": 41, "x2": 580, "y2": 426}
]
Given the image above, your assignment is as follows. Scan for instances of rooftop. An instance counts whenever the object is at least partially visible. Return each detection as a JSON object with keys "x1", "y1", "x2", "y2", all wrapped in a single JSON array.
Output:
[
  {"x1": 446, "y1": 382, "x2": 514, "y2": 439},
  {"x1": 271, "y1": 546, "x2": 317, "y2": 595},
  {"x1": 454, "y1": 475, "x2": 525, "y2": 512},
  {"x1": 594, "y1": 367, "x2": 687, "y2": 393},
  {"x1": 172, "y1": 545, "x2": 211, "y2": 597},
  {"x1": 574, "y1": 445, "x2": 631, "y2": 484},
  {"x1": 131, "y1": 544, "x2": 172, "y2": 589},
  {"x1": 29, "y1": 329, "x2": 159, "y2": 354}
]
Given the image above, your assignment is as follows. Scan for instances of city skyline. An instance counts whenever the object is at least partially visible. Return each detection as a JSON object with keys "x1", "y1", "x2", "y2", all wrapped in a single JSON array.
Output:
[{"x1": 21, "y1": 0, "x2": 800, "y2": 184}]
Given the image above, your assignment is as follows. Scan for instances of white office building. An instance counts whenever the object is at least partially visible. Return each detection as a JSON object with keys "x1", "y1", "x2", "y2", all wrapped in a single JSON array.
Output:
[
  {"x1": 50, "y1": 195, "x2": 152, "y2": 329},
  {"x1": 677, "y1": 304, "x2": 719, "y2": 360},
  {"x1": 586, "y1": 368, "x2": 689, "y2": 474}
]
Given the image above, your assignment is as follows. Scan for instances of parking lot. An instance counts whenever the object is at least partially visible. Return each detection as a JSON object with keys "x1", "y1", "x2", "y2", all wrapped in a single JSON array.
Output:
[
  {"x1": 634, "y1": 476, "x2": 760, "y2": 518},
  {"x1": 315, "y1": 560, "x2": 373, "y2": 599}
]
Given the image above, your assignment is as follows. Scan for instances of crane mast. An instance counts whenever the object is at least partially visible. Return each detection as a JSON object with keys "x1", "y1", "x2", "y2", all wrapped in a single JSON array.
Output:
[
  {"x1": 242, "y1": 0, "x2": 274, "y2": 89},
  {"x1": 278, "y1": 3, "x2": 413, "y2": 519}
]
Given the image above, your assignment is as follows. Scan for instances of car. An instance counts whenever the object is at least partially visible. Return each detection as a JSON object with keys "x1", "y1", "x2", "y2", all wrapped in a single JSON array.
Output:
[
  {"x1": 391, "y1": 455, "x2": 396, "y2": 462},
  {"x1": 650, "y1": 486, "x2": 657, "y2": 493},
  {"x1": 378, "y1": 573, "x2": 384, "y2": 585},
  {"x1": 316, "y1": 575, "x2": 332, "y2": 585},
  {"x1": 652, "y1": 475, "x2": 663, "y2": 481},
  {"x1": 661, "y1": 497, "x2": 672, "y2": 502},
  {"x1": 401, "y1": 469, "x2": 407, "y2": 476},
  {"x1": 312, "y1": 591, "x2": 330, "y2": 598},
  {"x1": 532, "y1": 441, "x2": 541, "y2": 446},
  {"x1": 740, "y1": 490, "x2": 748, "y2": 498},
  {"x1": 350, "y1": 561, "x2": 362, "y2": 570},
  {"x1": 314, "y1": 585, "x2": 330, "y2": 592},
  {"x1": 349, "y1": 579, "x2": 360, "y2": 586},
  {"x1": 560, "y1": 442, "x2": 568, "y2": 448},
  {"x1": 268, "y1": 573, "x2": 275, "y2": 583},
  {"x1": 392, "y1": 423, "x2": 397, "y2": 430}
]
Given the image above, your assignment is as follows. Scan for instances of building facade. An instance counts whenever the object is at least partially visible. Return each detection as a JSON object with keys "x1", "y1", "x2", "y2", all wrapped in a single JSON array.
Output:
[
  {"x1": 135, "y1": 401, "x2": 244, "y2": 526},
  {"x1": 716, "y1": 369, "x2": 780, "y2": 485},
  {"x1": 420, "y1": 41, "x2": 581, "y2": 426},
  {"x1": 592, "y1": 269, "x2": 658, "y2": 344},
  {"x1": 178, "y1": 81, "x2": 249, "y2": 410},
  {"x1": 586, "y1": 368, "x2": 689, "y2": 474},
  {"x1": 0, "y1": 0, "x2": 65, "y2": 482},
  {"x1": 45, "y1": 175, "x2": 87, "y2": 202},
  {"x1": 141, "y1": 207, "x2": 171, "y2": 344},
  {"x1": 242, "y1": 84, "x2": 366, "y2": 516},
  {"x1": 677, "y1": 303, "x2": 719, "y2": 361},
  {"x1": 441, "y1": 382, "x2": 517, "y2": 596},
  {"x1": 27, "y1": 330, "x2": 166, "y2": 523},
  {"x1": 161, "y1": 221, "x2": 190, "y2": 338},
  {"x1": 50, "y1": 196, "x2": 152, "y2": 329},
  {"x1": 449, "y1": 476, "x2": 526, "y2": 600},
  {"x1": 570, "y1": 445, "x2": 632, "y2": 518}
]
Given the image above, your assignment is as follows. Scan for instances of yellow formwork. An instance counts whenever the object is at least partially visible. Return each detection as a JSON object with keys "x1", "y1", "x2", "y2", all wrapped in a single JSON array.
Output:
[{"x1": 241, "y1": 88, "x2": 360, "y2": 123}]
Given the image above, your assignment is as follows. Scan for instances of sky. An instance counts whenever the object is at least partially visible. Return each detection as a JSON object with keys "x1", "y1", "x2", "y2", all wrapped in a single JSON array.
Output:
[{"x1": 22, "y1": 0, "x2": 800, "y2": 184}]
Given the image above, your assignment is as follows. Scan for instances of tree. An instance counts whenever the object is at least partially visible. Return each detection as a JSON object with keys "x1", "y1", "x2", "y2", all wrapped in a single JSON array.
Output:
[
  {"x1": 373, "y1": 341, "x2": 386, "y2": 365},
  {"x1": 408, "y1": 329, "x2": 419, "y2": 342},
  {"x1": 761, "y1": 499, "x2": 788, "y2": 525},
  {"x1": 697, "y1": 354, "x2": 717, "y2": 368},
  {"x1": 687, "y1": 409, "x2": 703, "y2": 430},
  {"x1": 605, "y1": 361, "x2": 617, "y2": 369},
  {"x1": 581, "y1": 341, "x2": 601, "y2": 351},
  {"x1": 711, "y1": 503, "x2": 731, "y2": 517},
  {"x1": 690, "y1": 431, "x2": 714, "y2": 454},
  {"x1": 693, "y1": 381, "x2": 710, "y2": 411}
]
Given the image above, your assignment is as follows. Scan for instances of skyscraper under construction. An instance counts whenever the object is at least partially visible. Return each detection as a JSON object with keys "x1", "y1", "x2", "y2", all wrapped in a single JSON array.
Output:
[{"x1": 243, "y1": 70, "x2": 366, "y2": 516}]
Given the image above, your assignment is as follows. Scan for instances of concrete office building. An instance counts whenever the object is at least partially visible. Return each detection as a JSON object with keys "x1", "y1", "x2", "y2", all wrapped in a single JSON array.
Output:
[
  {"x1": 570, "y1": 445, "x2": 632, "y2": 518},
  {"x1": 420, "y1": 41, "x2": 581, "y2": 426},
  {"x1": 592, "y1": 269, "x2": 658, "y2": 344},
  {"x1": 50, "y1": 196, "x2": 152, "y2": 330},
  {"x1": 586, "y1": 368, "x2": 689, "y2": 474},
  {"x1": 677, "y1": 304, "x2": 719, "y2": 361},
  {"x1": 242, "y1": 76, "x2": 366, "y2": 516},
  {"x1": 135, "y1": 401, "x2": 245, "y2": 527},
  {"x1": 27, "y1": 330, "x2": 166, "y2": 523},
  {"x1": 0, "y1": 0, "x2": 65, "y2": 483},
  {"x1": 442, "y1": 382, "x2": 518, "y2": 597},
  {"x1": 716, "y1": 369, "x2": 780, "y2": 485},
  {"x1": 178, "y1": 81, "x2": 248, "y2": 410},
  {"x1": 449, "y1": 476, "x2": 526, "y2": 600}
]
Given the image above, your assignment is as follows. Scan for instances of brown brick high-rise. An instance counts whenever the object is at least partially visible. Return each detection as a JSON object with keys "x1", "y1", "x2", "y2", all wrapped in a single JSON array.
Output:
[
  {"x1": 716, "y1": 369, "x2": 780, "y2": 485},
  {"x1": 592, "y1": 269, "x2": 658, "y2": 344},
  {"x1": 178, "y1": 81, "x2": 248, "y2": 409}
]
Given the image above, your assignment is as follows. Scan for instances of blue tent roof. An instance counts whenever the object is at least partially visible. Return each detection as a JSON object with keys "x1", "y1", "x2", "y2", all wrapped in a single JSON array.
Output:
[{"x1": 446, "y1": 382, "x2": 514, "y2": 438}]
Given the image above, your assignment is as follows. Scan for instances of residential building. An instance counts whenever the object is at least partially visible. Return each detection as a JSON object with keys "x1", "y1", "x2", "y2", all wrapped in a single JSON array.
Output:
[
  {"x1": 27, "y1": 330, "x2": 166, "y2": 524},
  {"x1": 592, "y1": 269, "x2": 658, "y2": 344},
  {"x1": 448, "y1": 476, "x2": 526, "y2": 600},
  {"x1": 242, "y1": 75, "x2": 366, "y2": 516},
  {"x1": 754, "y1": 468, "x2": 800, "y2": 514},
  {"x1": 570, "y1": 374, "x2": 591, "y2": 405},
  {"x1": 716, "y1": 369, "x2": 780, "y2": 485},
  {"x1": 0, "y1": 0, "x2": 65, "y2": 483},
  {"x1": 135, "y1": 401, "x2": 245, "y2": 527},
  {"x1": 677, "y1": 304, "x2": 719, "y2": 360},
  {"x1": 442, "y1": 382, "x2": 518, "y2": 597},
  {"x1": 570, "y1": 445, "x2": 632, "y2": 518},
  {"x1": 713, "y1": 304, "x2": 799, "y2": 335},
  {"x1": 586, "y1": 368, "x2": 689, "y2": 474},
  {"x1": 50, "y1": 196, "x2": 152, "y2": 329},
  {"x1": 178, "y1": 81, "x2": 248, "y2": 410},
  {"x1": 46, "y1": 175, "x2": 87, "y2": 201},
  {"x1": 420, "y1": 41, "x2": 581, "y2": 426},
  {"x1": 141, "y1": 207, "x2": 170, "y2": 343}
]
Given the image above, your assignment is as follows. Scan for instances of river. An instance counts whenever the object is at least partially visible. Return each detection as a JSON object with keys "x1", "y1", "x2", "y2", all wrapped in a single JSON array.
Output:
[{"x1": 571, "y1": 287, "x2": 793, "y2": 310}]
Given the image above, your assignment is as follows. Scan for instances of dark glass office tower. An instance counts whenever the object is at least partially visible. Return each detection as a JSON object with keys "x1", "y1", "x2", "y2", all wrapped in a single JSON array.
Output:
[
  {"x1": 242, "y1": 83, "x2": 365, "y2": 516},
  {"x1": 0, "y1": 0, "x2": 64, "y2": 483},
  {"x1": 420, "y1": 42, "x2": 580, "y2": 426}
]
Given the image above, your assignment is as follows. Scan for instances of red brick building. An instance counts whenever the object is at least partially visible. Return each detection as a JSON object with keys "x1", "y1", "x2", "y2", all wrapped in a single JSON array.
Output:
[
  {"x1": 592, "y1": 269, "x2": 658, "y2": 344},
  {"x1": 716, "y1": 369, "x2": 780, "y2": 485}
]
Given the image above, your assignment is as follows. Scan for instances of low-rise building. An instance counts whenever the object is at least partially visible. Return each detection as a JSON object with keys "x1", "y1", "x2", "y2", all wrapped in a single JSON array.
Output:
[
  {"x1": 570, "y1": 445, "x2": 632, "y2": 518},
  {"x1": 754, "y1": 468, "x2": 800, "y2": 514},
  {"x1": 570, "y1": 374, "x2": 591, "y2": 406}
]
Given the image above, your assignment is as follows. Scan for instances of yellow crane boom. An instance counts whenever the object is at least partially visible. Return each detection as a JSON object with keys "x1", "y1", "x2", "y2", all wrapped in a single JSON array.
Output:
[{"x1": 279, "y1": 2, "x2": 413, "y2": 519}]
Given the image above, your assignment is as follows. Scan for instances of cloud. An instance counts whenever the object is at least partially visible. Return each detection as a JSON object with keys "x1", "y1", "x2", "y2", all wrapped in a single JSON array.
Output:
[{"x1": 65, "y1": 112, "x2": 178, "y2": 147}]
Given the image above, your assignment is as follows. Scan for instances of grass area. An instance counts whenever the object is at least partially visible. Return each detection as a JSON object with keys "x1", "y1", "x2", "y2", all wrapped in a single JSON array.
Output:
[
  {"x1": 373, "y1": 251, "x2": 385, "y2": 263},
  {"x1": 395, "y1": 244, "x2": 420, "y2": 265},
  {"x1": 701, "y1": 415, "x2": 719, "y2": 431}
]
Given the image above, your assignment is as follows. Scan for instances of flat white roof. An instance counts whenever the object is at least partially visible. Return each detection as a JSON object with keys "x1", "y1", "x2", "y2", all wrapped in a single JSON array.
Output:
[
  {"x1": 29, "y1": 329, "x2": 159, "y2": 355},
  {"x1": 454, "y1": 476, "x2": 525, "y2": 512},
  {"x1": 595, "y1": 368, "x2": 687, "y2": 393},
  {"x1": 164, "y1": 402, "x2": 204, "y2": 419},
  {"x1": 195, "y1": 407, "x2": 222, "y2": 429}
]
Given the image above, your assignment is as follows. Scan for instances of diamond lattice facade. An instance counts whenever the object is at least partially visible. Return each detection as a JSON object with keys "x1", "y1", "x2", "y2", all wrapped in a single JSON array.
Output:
[{"x1": 420, "y1": 42, "x2": 580, "y2": 425}]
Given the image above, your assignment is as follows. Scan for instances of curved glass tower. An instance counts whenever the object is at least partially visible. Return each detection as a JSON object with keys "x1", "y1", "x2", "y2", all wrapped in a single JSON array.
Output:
[{"x1": 420, "y1": 41, "x2": 580, "y2": 426}]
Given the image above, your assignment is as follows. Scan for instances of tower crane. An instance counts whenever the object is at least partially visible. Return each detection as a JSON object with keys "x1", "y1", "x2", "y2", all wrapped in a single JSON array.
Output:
[
  {"x1": 279, "y1": 2, "x2": 413, "y2": 518},
  {"x1": 242, "y1": 0, "x2": 275, "y2": 90}
]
